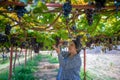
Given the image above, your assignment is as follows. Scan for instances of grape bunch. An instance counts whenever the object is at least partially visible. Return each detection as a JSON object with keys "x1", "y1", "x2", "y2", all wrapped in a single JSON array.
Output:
[
  {"x1": 0, "y1": 34, "x2": 8, "y2": 44},
  {"x1": 7, "y1": 5, "x2": 14, "y2": 12},
  {"x1": 39, "y1": 42, "x2": 43, "y2": 49},
  {"x1": 71, "y1": 25, "x2": 77, "y2": 32},
  {"x1": 94, "y1": 38, "x2": 100, "y2": 44},
  {"x1": 15, "y1": 6, "x2": 28, "y2": 18},
  {"x1": 5, "y1": 24, "x2": 12, "y2": 35},
  {"x1": 109, "y1": 38, "x2": 112, "y2": 44},
  {"x1": 95, "y1": 0, "x2": 106, "y2": 11},
  {"x1": 20, "y1": 42, "x2": 26, "y2": 49},
  {"x1": 34, "y1": 43, "x2": 40, "y2": 53},
  {"x1": 114, "y1": 0, "x2": 120, "y2": 12},
  {"x1": 62, "y1": 0, "x2": 72, "y2": 17},
  {"x1": 31, "y1": 37, "x2": 36, "y2": 47},
  {"x1": 54, "y1": 36, "x2": 61, "y2": 47},
  {"x1": 85, "y1": 9, "x2": 94, "y2": 26},
  {"x1": 10, "y1": 36, "x2": 18, "y2": 46},
  {"x1": 86, "y1": 40, "x2": 93, "y2": 48}
]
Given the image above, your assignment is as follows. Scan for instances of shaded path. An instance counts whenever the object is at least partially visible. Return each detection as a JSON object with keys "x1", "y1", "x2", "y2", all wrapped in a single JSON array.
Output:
[{"x1": 34, "y1": 55, "x2": 59, "y2": 80}]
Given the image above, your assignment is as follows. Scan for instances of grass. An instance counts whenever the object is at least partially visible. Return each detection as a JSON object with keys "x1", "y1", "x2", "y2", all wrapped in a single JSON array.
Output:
[
  {"x1": 0, "y1": 70, "x2": 9, "y2": 80},
  {"x1": 0, "y1": 58, "x2": 9, "y2": 64},
  {"x1": 80, "y1": 69, "x2": 97, "y2": 80},
  {"x1": 0, "y1": 54, "x2": 42, "y2": 80},
  {"x1": 46, "y1": 55, "x2": 58, "y2": 63},
  {"x1": 41, "y1": 54, "x2": 58, "y2": 63}
]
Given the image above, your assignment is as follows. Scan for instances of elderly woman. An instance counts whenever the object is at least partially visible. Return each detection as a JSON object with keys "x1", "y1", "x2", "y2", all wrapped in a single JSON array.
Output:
[{"x1": 53, "y1": 37, "x2": 82, "y2": 80}]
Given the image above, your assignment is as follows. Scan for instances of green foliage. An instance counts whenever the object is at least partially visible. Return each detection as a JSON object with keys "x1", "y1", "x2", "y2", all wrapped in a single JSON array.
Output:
[
  {"x1": 0, "y1": 0, "x2": 120, "y2": 48},
  {"x1": 80, "y1": 69, "x2": 97, "y2": 80},
  {"x1": 0, "y1": 54, "x2": 42, "y2": 80},
  {"x1": 44, "y1": 54, "x2": 58, "y2": 63},
  {"x1": 0, "y1": 71, "x2": 9, "y2": 80},
  {"x1": 12, "y1": 54, "x2": 42, "y2": 80},
  {"x1": 41, "y1": 13, "x2": 55, "y2": 24},
  {"x1": 33, "y1": 1, "x2": 48, "y2": 13},
  {"x1": 13, "y1": 67, "x2": 34, "y2": 80},
  {"x1": 0, "y1": 58, "x2": 9, "y2": 64}
]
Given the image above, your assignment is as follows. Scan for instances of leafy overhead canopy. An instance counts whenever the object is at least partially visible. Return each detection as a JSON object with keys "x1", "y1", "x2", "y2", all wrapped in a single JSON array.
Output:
[{"x1": 0, "y1": 0, "x2": 120, "y2": 48}]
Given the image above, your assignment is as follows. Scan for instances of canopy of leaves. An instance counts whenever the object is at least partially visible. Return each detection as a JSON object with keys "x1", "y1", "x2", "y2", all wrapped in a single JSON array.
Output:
[{"x1": 0, "y1": 0, "x2": 120, "y2": 48}]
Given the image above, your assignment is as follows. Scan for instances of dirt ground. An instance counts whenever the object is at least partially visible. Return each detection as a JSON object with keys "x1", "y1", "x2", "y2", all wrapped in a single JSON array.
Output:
[
  {"x1": 34, "y1": 57, "x2": 59, "y2": 80},
  {"x1": 80, "y1": 48, "x2": 120, "y2": 80}
]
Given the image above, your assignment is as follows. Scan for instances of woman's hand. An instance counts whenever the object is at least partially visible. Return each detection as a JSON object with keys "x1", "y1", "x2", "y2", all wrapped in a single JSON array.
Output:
[
  {"x1": 52, "y1": 45, "x2": 57, "y2": 50},
  {"x1": 53, "y1": 39, "x2": 64, "y2": 54},
  {"x1": 52, "y1": 45, "x2": 60, "y2": 54}
]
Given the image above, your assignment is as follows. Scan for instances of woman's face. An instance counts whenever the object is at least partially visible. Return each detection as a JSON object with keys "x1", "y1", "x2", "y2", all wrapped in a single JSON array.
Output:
[{"x1": 68, "y1": 41, "x2": 77, "y2": 54}]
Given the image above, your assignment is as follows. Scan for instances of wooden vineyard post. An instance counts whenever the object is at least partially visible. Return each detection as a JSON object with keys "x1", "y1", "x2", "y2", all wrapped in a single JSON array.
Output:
[
  {"x1": 8, "y1": 45, "x2": 13, "y2": 80},
  {"x1": 1, "y1": 47, "x2": 5, "y2": 61},
  {"x1": 83, "y1": 48, "x2": 86, "y2": 80},
  {"x1": 30, "y1": 48, "x2": 32, "y2": 60},
  {"x1": 13, "y1": 46, "x2": 17, "y2": 70},
  {"x1": 25, "y1": 48, "x2": 27, "y2": 66}
]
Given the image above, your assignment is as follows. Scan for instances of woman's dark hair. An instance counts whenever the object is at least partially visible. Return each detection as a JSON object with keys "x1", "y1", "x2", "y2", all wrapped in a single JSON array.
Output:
[
  {"x1": 72, "y1": 40, "x2": 81, "y2": 53},
  {"x1": 72, "y1": 35, "x2": 82, "y2": 53},
  {"x1": 72, "y1": 40, "x2": 78, "y2": 49}
]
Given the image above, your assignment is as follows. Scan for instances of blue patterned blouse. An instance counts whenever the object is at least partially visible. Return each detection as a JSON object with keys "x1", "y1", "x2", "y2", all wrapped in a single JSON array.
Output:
[{"x1": 57, "y1": 51, "x2": 81, "y2": 80}]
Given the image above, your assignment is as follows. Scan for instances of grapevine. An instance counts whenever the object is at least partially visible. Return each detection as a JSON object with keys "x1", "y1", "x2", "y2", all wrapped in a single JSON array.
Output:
[
  {"x1": 5, "y1": 24, "x2": 12, "y2": 35},
  {"x1": 114, "y1": 0, "x2": 120, "y2": 12},
  {"x1": 71, "y1": 25, "x2": 77, "y2": 32},
  {"x1": 15, "y1": 6, "x2": 28, "y2": 18},
  {"x1": 0, "y1": 34, "x2": 8, "y2": 44},
  {"x1": 62, "y1": 0, "x2": 72, "y2": 17},
  {"x1": 54, "y1": 36, "x2": 61, "y2": 47},
  {"x1": 95, "y1": 0, "x2": 106, "y2": 11},
  {"x1": 7, "y1": 5, "x2": 14, "y2": 12},
  {"x1": 20, "y1": 42, "x2": 26, "y2": 49},
  {"x1": 10, "y1": 36, "x2": 18, "y2": 46},
  {"x1": 85, "y1": 9, "x2": 94, "y2": 26},
  {"x1": 34, "y1": 43, "x2": 40, "y2": 53}
]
